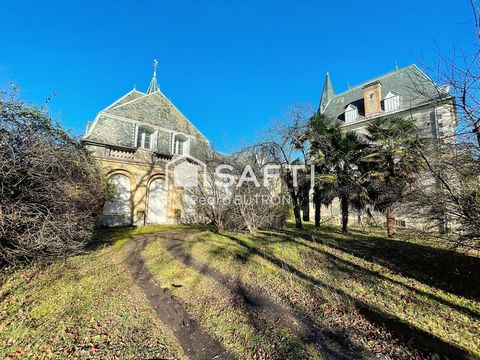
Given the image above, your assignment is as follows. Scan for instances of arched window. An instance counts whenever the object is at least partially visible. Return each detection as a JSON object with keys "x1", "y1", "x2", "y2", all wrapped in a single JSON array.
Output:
[
  {"x1": 147, "y1": 178, "x2": 168, "y2": 224},
  {"x1": 104, "y1": 174, "x2": 131, "y2": 216},
  {"x1": 173, "y1": 134, "x2": 189, "y2": 155},
  {"x1": 137, "y1": 127, "x2": 153, "y2": 150}
]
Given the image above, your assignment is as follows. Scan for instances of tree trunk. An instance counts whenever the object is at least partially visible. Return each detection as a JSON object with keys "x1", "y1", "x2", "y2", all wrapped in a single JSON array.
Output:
[
  {"x1": 302, "y1": 202, "x2": 310, "y2": 222},
  {"x1": 314, "y1": 198, "x2": 321, "y2": 228},
  {"x1": 292, "y1": 195, "x2": 303, "y2": 229},
  {"x1": 386, "y1": 207, "x2": 396, "y2": 237},
  {"x1": 473, "y1": 122, "x2": 480, "y2": 149},
  {"x1": 340, "y1": 194, "x2": 349, "y2": 233},
  {"x1": 285, "y1": 171, "x2": 302, "y2": 229}
]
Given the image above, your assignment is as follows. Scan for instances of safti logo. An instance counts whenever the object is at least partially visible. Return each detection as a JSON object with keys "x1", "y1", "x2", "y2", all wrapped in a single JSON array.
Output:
[
  {"x1": 167, "y1": 155, "x2": 315, "y2": 191},
  {"x1": 214, "y1": 164, "x2": 315, "y2": 189}
]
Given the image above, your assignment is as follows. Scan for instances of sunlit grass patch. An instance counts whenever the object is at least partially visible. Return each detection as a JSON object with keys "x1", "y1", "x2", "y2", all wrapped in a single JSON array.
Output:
[
  {"x1": 0, "y1": 234, "x2": 184, "y2": 359},
  {"x1": 91, "y1": 223, "x2": 192, "y2": 244},
  {"x1": 143, "y1": 238, "x2": 322, "y2": 359},
  {"x1": 186, "y1": 227, "x2": 480, "y2": 358}
]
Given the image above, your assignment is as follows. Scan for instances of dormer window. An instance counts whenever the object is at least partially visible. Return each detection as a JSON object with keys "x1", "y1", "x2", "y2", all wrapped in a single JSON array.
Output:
[
  {"x1": 345, "y1": 104, "x2": 358, "y2": 123},
  {"x1": 384, "y1": 91, "x2": 401, "y2": 112},
  {"x1": 137, "y1": 127, "x2": 153, "y2": 150},
  {"x1": 173, "y1": 133, "x2": 189, "y2": 155}
]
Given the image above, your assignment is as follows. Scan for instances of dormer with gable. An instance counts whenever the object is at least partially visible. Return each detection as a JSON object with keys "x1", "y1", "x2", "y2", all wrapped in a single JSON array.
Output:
[
  {"x1": 384, "y1": 90, "x2": 402, "y2": 112},
  {"x1": 344, "y1": 104, "x2": 358, "y2": 123}
]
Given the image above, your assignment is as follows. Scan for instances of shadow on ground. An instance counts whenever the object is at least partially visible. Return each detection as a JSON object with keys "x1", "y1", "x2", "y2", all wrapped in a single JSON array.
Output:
[
  {"x1": 216, "y1": 230, "x2": 477, "y2": 360},
  {"x1": 163, "y1": 230, "x2": 364, "y2": 360},
  {"x1": 280, "y1": 226, "x2": 480, "y2": 300}
]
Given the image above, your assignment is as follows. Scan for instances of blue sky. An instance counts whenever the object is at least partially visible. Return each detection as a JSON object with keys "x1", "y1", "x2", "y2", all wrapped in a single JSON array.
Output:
[{"x1": 0, "y1": 0, "x2": 476, "y2": 152}]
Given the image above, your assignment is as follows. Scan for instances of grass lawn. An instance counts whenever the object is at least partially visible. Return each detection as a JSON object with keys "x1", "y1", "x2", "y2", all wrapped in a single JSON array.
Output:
[
  {"x1": 0, "y1": 225, "x2": 186, "y2": 359},
  {"x1": 1, "y1": 223, "x2": 479, "y2": 359},
  {"x1": 143, "y1": 223, "x2": 480, "y2": 359}
]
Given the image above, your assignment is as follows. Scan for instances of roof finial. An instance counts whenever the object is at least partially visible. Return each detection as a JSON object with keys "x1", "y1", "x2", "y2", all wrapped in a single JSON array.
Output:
[
  {"x1": 395, "y1": 61, "x2": 399, "y2": 71},
  {"x1": 147, "y1": 59, "x2": 160, "y2": 94},
  {"x1": 153, "y1": 59, "x2": 158, "y2": 76}
]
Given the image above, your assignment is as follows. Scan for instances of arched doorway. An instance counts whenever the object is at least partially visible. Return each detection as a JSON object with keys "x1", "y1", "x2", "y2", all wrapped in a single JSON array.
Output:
[
  {"x1": 104, "y1": 174, "x2": 132, "y2": 226},
  {"x1": 147, "y1": 178, "x2": 168, "y2": 224}
]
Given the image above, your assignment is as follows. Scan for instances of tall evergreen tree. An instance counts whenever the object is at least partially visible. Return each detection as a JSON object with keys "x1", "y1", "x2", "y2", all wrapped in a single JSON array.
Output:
[
  {"x1": 309, "y1": 114, "x2": 368, "y2": 232},
  {"x1": 364, "y1": 116, "x2": 426, "y2": 237}
]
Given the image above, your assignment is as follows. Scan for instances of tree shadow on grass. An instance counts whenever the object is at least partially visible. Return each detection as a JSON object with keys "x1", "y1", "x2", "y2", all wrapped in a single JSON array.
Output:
[
  {"x1": 164, "y1": 230, "x2": 365, "y2": 360},
  {"x1": 278, "y1": 227, "x2": 480, "y2": 301},
  {"x1": 221, "y1": 232, "x2": 477, "y2": 360},
  {"x1": 288, "y1": 235, "x2": 480, "y2": 319}
]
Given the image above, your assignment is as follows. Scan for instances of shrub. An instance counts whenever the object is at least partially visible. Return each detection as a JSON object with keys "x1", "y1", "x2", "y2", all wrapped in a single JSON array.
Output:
[{"x1": 0, "y1": 87, "x2": 106, "y2": 264}]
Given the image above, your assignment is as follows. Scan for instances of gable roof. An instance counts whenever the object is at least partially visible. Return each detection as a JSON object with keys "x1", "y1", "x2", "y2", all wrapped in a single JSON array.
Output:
[
  {"x1": 102, "y1": 91, "x2": 206, "y2": 139},
  {"x1": 103, "y1": 89, "x2": 145, "y2": 112},
  {"x1": 320, "y1": 65, "x2": 450, "y2": 122}
]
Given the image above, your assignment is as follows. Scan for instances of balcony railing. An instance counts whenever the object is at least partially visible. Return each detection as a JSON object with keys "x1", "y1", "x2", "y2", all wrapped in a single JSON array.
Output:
[{"x1": 106, "y1": 147, "x2": 135, "y2": 160}]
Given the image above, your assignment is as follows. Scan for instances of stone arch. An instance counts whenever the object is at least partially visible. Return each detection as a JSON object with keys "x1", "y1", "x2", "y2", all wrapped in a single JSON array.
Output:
[
  {"x1": 103, "y1": 170, "x2": 135, "y2": 226},
  {"x1": 146, "y1": 175, "x2": 168, "y2": 224}
]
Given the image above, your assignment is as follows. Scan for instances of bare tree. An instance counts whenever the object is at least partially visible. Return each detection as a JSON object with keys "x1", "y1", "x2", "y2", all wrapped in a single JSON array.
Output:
[
  {"x1": 255, "y1": 104, "x2": 312, "y2": 229},
  {"x1": 406, "y1": 1, "x2": 480, "y2": 247},
  {"x1": 182, "y1": 150, "x2": 288, "y2": 232},
  {"x1": 0, "y1": 86, "x2": 106, "y2": 264},
  {"x1": 417, "y1": 0, "x2": 480, "y2": 149}
]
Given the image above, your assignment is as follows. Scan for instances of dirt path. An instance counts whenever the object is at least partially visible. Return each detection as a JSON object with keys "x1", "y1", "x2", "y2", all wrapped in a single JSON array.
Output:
[
  {"x1": 126, "y1": 236, "x2": 235, "y2": 360},
  {"x1": 143, "y1": 229, "x2": 361, "y2": 360}
]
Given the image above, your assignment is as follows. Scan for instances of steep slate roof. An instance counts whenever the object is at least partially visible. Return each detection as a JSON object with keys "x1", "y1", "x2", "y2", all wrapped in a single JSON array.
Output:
[
  {"x1": 103, "y1": 89, "x2": 145, "y2": 111},
  {"x1": 104, "y1": 91, "x2": 205, "y2": 138},
  {"x1": 319, "y1": 72, "x2": 335, "y2": 112},
  {"x1": 83, "y1": 87, "x2": 207, "y2": 149},
  {"x1": 320, "y1": 65, "x2": 449, "y2": 122}
]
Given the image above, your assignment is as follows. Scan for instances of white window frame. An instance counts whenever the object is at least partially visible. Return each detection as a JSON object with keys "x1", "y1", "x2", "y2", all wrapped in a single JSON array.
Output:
[
  {"x1": 136, "y1": 126, "x2": 155, "y2": 150},
  {"x1": 172, "y1": 133, "x2": 190, "y2": 156},
  {"x1": 345, "y1": 104, "x2": 358, "y2": 123},
  {"x1": 384, "y1": 91, "x2": 401, "y2": 112}
]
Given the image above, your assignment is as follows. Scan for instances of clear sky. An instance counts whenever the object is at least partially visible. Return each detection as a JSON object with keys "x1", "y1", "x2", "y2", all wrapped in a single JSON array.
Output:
[{"x1": 0, "y1": 0, "x2": 476, "y2": 152}]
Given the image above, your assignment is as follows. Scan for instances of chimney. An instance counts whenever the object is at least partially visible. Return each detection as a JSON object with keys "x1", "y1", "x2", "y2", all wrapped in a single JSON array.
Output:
[{"x1": 362, "y1": 81, "x2": 382, "y2": 116}]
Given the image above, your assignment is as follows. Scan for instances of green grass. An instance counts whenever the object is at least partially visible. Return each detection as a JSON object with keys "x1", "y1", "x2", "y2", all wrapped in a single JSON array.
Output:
[
  {"x1": 180, "y1": 225, "x2": 480, "y2": 358},
  {"x1": 142, "y1": 240, "x2": 321, "y2": 359},
  {"x1": 2, "y1": 223, "x2": 478, "y2": 359},
  {"x1": 91, "y1": 223, "x2": 193, "y2": 244},
  {"x1": 0, "y1": 225, "x2": 185, "y2": 359}
]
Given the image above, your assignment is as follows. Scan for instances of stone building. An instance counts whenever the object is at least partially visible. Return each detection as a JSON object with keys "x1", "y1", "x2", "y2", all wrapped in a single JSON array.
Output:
[
  {"x1": 309, "y1": 64, "x2": 457, "y2": 227},
  {"x1": 82, "y1": 62, "x2": 209, "y2": 226}
]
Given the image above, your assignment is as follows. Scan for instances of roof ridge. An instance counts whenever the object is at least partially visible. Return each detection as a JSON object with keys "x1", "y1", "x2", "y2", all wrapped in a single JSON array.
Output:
[
  {"x1": 100, "y1": 89, "x2": 145, "y2": 112},
  {"x1": 331, "y1": 64, "x2": 416, "y2": 98},
  {"x1": 102, "y1": 90, "x2": 157, "y2": 112}
]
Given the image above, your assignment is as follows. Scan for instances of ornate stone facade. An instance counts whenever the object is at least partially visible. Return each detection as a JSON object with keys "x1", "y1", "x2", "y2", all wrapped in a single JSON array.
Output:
[{"x1": 82, "y1": 65, "x2": 209, "y2": 227}]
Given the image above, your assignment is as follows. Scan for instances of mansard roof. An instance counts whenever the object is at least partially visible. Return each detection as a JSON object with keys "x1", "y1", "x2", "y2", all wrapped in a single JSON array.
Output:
[{"x1": 320, "y1": 64, "x2": 451, "y2": 122}]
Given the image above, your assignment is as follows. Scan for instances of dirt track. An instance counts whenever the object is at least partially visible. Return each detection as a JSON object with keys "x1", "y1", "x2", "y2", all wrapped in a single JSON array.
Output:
[{"x1": 128, "y1": 229, "x2": 358, "y2": 360}]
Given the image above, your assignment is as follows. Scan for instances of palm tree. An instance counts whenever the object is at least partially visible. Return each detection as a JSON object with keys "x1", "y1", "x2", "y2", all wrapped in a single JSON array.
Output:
[
  {"x1": 309, "y1": 114, "x2": 369, "y2": 232},
  {"x1": 364, "y1": 116, "x2": 426, "y2": 237},
  {"x1": 333, "y1": 131, "x2": 369, "y2": 232}
]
